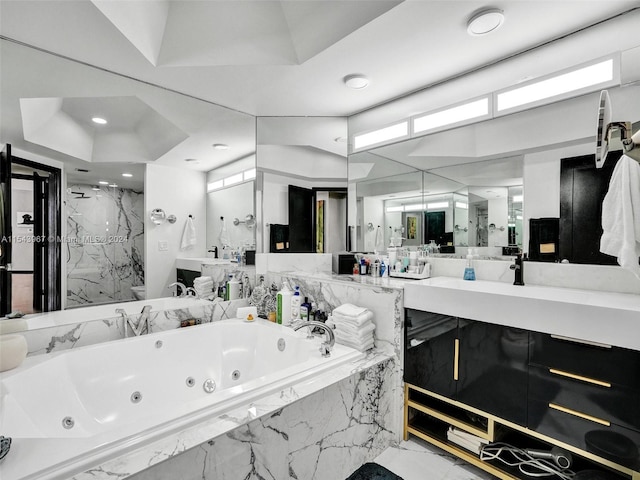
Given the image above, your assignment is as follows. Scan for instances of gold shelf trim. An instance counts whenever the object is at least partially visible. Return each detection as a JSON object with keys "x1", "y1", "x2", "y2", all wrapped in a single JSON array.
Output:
[
  {"x1": 549, "y1": 368, "x2": 611, "y2": 388},
  {"x1": 407, "y1": 399, "x2": 491, "y2": 441},
  {"x1": 548, "y1": 403, "x2": 611, "y2": 426}
]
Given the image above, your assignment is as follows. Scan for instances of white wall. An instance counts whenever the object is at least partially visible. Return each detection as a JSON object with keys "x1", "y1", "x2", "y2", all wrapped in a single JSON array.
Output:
[
  {"x1": 363, "y1": 197, "x2": 384, "y2": 252},
  {"x1": 145, "y1": 164, "x2": 206, "y2": 299}
]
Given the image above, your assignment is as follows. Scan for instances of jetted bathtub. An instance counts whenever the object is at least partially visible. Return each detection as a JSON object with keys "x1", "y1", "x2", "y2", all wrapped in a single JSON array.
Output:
[{"x1": 0, "y1": 318, "x2": 363, "y2": 480}]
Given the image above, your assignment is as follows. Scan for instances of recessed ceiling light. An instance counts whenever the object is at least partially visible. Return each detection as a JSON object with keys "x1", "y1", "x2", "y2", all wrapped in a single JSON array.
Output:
[
  {"x1": 343, "y1": 74, "x2": 370, "y2": 89},
  {"x1": 92, "y1": 185, "x2": 100, "y2": 191},
  {"x1": 212, "y1": 144, "x2": 229, "y2": 150},
  {"x1": 467, "y1": 9, "x2": 504, "y2": 36},
  {"x1": 334, "y1": 136, "x2": 347, "y2": 143},
  {"x1": 184, "y1": 158, "x2": 199, "y2": 162},
  {"x1": 92, "y1": 117, "x2": 108, "y2": 125},
  {"x1": 98, "y1": 181, "x2": 109, "y2": 185},
  {"x1": 122, "y1": 173, "x2": 133, "y2": 177}
]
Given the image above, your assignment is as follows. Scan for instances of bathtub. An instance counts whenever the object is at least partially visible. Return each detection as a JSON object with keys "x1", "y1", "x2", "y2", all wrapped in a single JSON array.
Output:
[{"x1": 0, "y1": 319, "x2": 363, "y2": 480}]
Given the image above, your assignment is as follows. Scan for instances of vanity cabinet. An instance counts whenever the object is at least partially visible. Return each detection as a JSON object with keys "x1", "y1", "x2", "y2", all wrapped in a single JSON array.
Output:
[
  {"x1": 528, "y1": 333, "x2": 640, "y2": 470},
  {"x1": 404, "y1": 310, "x2": 640, "y2": 480},
  {"x1": 404, "y1": 309, "x2": 529, "y2": 426}
]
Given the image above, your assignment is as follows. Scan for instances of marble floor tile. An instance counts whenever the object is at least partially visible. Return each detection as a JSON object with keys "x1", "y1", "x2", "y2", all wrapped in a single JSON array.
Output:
[{"x1": 374, "y1": 439, "x2": 494, "y2": 480}]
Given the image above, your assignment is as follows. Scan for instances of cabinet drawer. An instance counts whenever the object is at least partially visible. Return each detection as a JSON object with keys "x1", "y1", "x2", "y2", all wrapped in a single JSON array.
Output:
[
  {"x1": 529, "y1": 332, "x2": 640, "y2": 389},
  {"x1": 528, "y1": 396, "x2": 640, "y2": 470},
  {"x1": 529, "y1": 365, "x2": 640, "y2": 432}
]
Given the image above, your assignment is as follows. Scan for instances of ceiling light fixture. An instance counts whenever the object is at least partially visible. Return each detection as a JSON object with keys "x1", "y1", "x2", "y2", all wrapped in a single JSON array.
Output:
[
  {"x1": 496, "y1": 58, "x2": 615, "y2": 112},
  {"x1": 212, "y1": 144, "x2": 229, "y2": 150},
  {"x1": 92, "y1": 117, "x2": 108, "y2": 125},
  {"x1": 92, "y1": 186, "x2": 100, "y2": 191},
  {"x1": 98, "y1": 181, "x2": 109, "y2": 185},
  {"x1": 343, "y1": 74, "x2": 370, "y2": 89},
  {"x1": 353, "y1": 121, "x2": 409, "y2": 151},
  {"x1": 108, "y1": 183, "x2": 118, "y2": 188},
  {"x1": 467, "y1": 8, "x2": 504, "y2": 36},
  {"x1": 413, "y1": 97, "x2": 490, "y2": 134},
  {"x1": 122, "y1": 173, "x2": 133, "y2": 177}
]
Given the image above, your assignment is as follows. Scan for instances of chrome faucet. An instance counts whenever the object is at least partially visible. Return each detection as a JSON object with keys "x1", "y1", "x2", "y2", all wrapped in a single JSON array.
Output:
[
  {"x1": 292, "y1": 320, "x2": 335, "y2": 357},
  {"x1": 185, "y1": 287, "x2": 197, "y2": 297},
  {"x1": 168, "y1": 282, "x2": 187, "y2": 297},
  {"x1": 510, "y1": 253, "x2": 526, "y2": 286},
  {"x1": 116, "y1": 305, "x2": 152, "y2": 337}
]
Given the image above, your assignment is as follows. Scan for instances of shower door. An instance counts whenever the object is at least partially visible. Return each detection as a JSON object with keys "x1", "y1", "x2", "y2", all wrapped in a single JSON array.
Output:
[{"x1": 0, "y1": 145, "x2": 12, "y2": 316}]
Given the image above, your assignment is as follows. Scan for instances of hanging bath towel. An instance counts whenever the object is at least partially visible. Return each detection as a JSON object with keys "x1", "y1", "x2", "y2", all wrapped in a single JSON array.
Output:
[
  {"x1": 600, "y1": 155, "x2": 640, "y2": 278},
  {"x1": 219, "y1": 217, "x2": 230, "y2": 247},
  {"x1": 181, "y1": 216, "x2": 197, "y2": 250}
]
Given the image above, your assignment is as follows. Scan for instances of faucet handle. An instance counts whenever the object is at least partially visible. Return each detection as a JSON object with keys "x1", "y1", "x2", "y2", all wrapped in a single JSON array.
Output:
[{"x1": 319, "y1": 343, "x2": 331, "y2": 357}]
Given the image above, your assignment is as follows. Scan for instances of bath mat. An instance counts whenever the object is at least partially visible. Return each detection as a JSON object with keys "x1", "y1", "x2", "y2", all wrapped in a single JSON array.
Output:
[{"x1": 346, "y1": 462, "x2": 404, "y2": 480}]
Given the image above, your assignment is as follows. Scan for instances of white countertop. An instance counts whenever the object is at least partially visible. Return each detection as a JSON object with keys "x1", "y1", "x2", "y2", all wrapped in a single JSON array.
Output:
[
  {"x1": 404, "y1": 276, "x2": 640, "y2": 351},
  {"x1": 176, "y1": 257, "x2": 234, "y2": 271}
]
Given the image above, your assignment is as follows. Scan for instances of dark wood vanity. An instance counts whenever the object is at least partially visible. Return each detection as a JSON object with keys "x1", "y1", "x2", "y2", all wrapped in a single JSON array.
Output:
[{"x1": 404, "y1": 308, "x2": 640, "y2": 480}]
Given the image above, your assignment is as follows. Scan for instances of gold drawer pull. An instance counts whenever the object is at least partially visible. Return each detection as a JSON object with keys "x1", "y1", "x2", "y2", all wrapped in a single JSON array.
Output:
[
  {"x1": 549, "y1": 368, "x2": 611, "y2": 388},
  {"x1": 549, "y1": 403, "x2": 611, "y2": 426},
  {"x1": 453, "y1": 338, "x2": 459, "y2": 381},
  {"x1": 550, "y1": 335, "x2": 611, "y2": 349}
]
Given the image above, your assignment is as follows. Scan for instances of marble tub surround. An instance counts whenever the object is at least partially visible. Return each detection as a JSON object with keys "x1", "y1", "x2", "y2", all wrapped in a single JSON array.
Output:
[
  {"x1": 15, "y1": 298, "x2": 250, "y2": 356},
  {"x1": 269, "y1": 272, "x2": 404, "y2": 357},
  {"x1": 124, "y1": 355, "x2": 397, "y2": 480},
  {"x1": 0, "y1": 351, "x2": 395, "y2": 480},
  {"x1": 66, "y1": 184, "x2": 144, "y2": 307}
]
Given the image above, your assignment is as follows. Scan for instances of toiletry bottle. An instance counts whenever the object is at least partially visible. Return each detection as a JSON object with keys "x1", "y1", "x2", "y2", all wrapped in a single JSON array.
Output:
[
  {"x1": 463, "y1": 253, "x2": 476, "y2": 281},
  {"x1": 291, "y1": 286, "x2": 301, "y2": 322},
  {"x1": 380, "y1": 259, "x2": 386, "y2": 277},
  {"x1": 300, "y1": 296, "x2": 311, "y2": 321},
  {"x1": 276, "y1": 282, "x2": 293, "y2": 325},
  {"x1": 224, "y1": 274, "x2": 232, "y2": 300},
  {"x1": 227, "y1": 274, "x2": 241, "y2": 300},
  {"x1": 359, "y1": 256, "x2": 367, "y2": 275}
]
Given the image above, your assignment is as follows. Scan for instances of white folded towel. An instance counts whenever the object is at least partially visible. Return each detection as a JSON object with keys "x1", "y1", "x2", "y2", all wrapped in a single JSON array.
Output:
[
  {"x1": 333, "y1": 303, "x2": 368, "y2": 317},
  {"x1": 600, "y1": 155, "x2": 640, "y2": 278},
  {"x1": 334, "y1": 335, "x2": 374, "y2": 352},
  {"x1": 194, "y1": 276, "x2": 213, "y2": 284},
  {"x1": 332, "y1": 310, "x2": 374, "y2": 327},
  {"x1": 335, "y1": 321, "x2": 375, "y2": 339},
  {"x1": 181, "y1": 216, "x2": 197, "y2": 250}
]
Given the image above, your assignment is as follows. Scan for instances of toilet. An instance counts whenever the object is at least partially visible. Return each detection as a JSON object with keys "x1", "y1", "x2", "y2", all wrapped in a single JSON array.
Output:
[{"x1": 131, "y1": 285, "x2": 146, "y2": 300}]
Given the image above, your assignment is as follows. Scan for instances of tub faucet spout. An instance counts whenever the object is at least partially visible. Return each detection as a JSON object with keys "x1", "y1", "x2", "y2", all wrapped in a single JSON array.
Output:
[
  {"x1": 168, "y1": 282, "x2": 187, "y2": 297},
  {"x1": 292, "y1": 320, "x2": 335, "y2": 357},
  {"x1": 116, "y1": 305, "x2": 152, "y2": 337}
]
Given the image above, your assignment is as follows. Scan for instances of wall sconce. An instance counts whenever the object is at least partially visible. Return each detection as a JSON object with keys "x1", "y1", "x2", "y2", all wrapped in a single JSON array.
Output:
[
  {"x1": 233, "y1": 214, "x2": 256, "y2": 228},
  {"x1": 489, "y1": 223, "x2": 505, "y2": 232}
]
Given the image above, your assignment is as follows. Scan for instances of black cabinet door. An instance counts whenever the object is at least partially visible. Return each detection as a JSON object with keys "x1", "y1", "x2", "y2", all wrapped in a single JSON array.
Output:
[
  {"x1": 457, "y1": 319, "x2": 529, "y2": 426},
  {"x1": 404, "y1": 309, "x2": 457, "y2": 398}
]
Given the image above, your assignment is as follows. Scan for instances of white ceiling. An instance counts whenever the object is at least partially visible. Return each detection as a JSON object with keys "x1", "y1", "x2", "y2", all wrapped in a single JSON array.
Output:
[{"x1": 1, "y1": 0, "x2": 639, "y2": 178}]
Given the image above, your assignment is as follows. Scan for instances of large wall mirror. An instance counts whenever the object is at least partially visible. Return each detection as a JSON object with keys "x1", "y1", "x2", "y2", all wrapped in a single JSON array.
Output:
[
  {"x1": 1, "y1": 38, "x2": 256, "y2": 326},
  {"x1": 348, "y1": 85, "x2": 640, "y2": 262},
  {"x1": 256, "y1": 117, "x2": 348, "y2": 254}
]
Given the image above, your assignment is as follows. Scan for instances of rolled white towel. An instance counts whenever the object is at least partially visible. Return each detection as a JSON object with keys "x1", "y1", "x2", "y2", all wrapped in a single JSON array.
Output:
[
  {"x1": 332, "y1": 310, "x2": 373, "y2": 327},
  {"x1": 333, "y1": 303, "x2": 368, "y2": 317}
]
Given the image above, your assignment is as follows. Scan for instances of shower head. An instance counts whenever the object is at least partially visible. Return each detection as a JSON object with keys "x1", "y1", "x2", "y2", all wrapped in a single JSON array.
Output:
[{"x1": 71, "y1": 191, "x2": 91, "y2": 199}]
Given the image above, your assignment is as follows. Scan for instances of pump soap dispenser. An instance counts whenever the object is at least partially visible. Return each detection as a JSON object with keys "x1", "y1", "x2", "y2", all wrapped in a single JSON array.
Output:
[{"x1": 463, "y1": 253, "x2": 476, "y2": 281}]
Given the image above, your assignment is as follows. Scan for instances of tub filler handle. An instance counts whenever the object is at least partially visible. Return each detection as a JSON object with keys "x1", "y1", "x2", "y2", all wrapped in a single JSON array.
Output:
[
  {"x1": 116, "y1": 305, "x2": 152, "y2": 337},
  {"x1": 292, "y1": 321, "x2": 335, "y2": 358}
]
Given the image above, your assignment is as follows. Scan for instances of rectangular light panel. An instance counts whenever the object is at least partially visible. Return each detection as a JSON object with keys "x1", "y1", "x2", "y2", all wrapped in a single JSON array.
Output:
[
  {"x1": 353, "y1": 121, "x2": 409, "y2": 150},
  {"x1": 497, "y1": 59, "x2": 614, "y2": 112},
  {"x1": 414, "y1": 98, "x2": 489, "y2": 134}
]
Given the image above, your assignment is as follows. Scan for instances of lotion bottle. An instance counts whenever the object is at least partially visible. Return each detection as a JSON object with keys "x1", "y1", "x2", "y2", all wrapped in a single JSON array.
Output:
[{"x1": 290, "y1": 286, "x2": 301, "y2": 322}]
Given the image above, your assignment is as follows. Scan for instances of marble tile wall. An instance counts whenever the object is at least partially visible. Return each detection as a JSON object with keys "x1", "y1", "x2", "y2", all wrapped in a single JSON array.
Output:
[
  {"x1": 66, "y1": 184, "x2": 144, "y2": 306},
  {"x1": 21, "y1": 299, "x2": 248, "y2": 356},
  {"x1": 128, "y1": 359, "x2": 397, "y2": 480}
]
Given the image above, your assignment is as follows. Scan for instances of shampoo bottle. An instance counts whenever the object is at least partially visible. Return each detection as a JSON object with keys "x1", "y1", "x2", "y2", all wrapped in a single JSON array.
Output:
[
  {"x1": 276, "y1": 282, "x2": 293, "y2": 325},
  {"x1": 300, "y1": 296, "x2": 311, "y2": 321},
  {"x1": 463, "y1": 253, "x2": 476, "y2": 281},
  {"x1": 290, "y1": 286, "x2": 301, "y2": 322}
]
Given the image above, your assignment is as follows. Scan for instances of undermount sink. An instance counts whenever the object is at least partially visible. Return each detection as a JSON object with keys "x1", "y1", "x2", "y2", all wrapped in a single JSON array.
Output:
[{"x1": 404, "y1": 277, "x2": 640, "y2": 351}]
